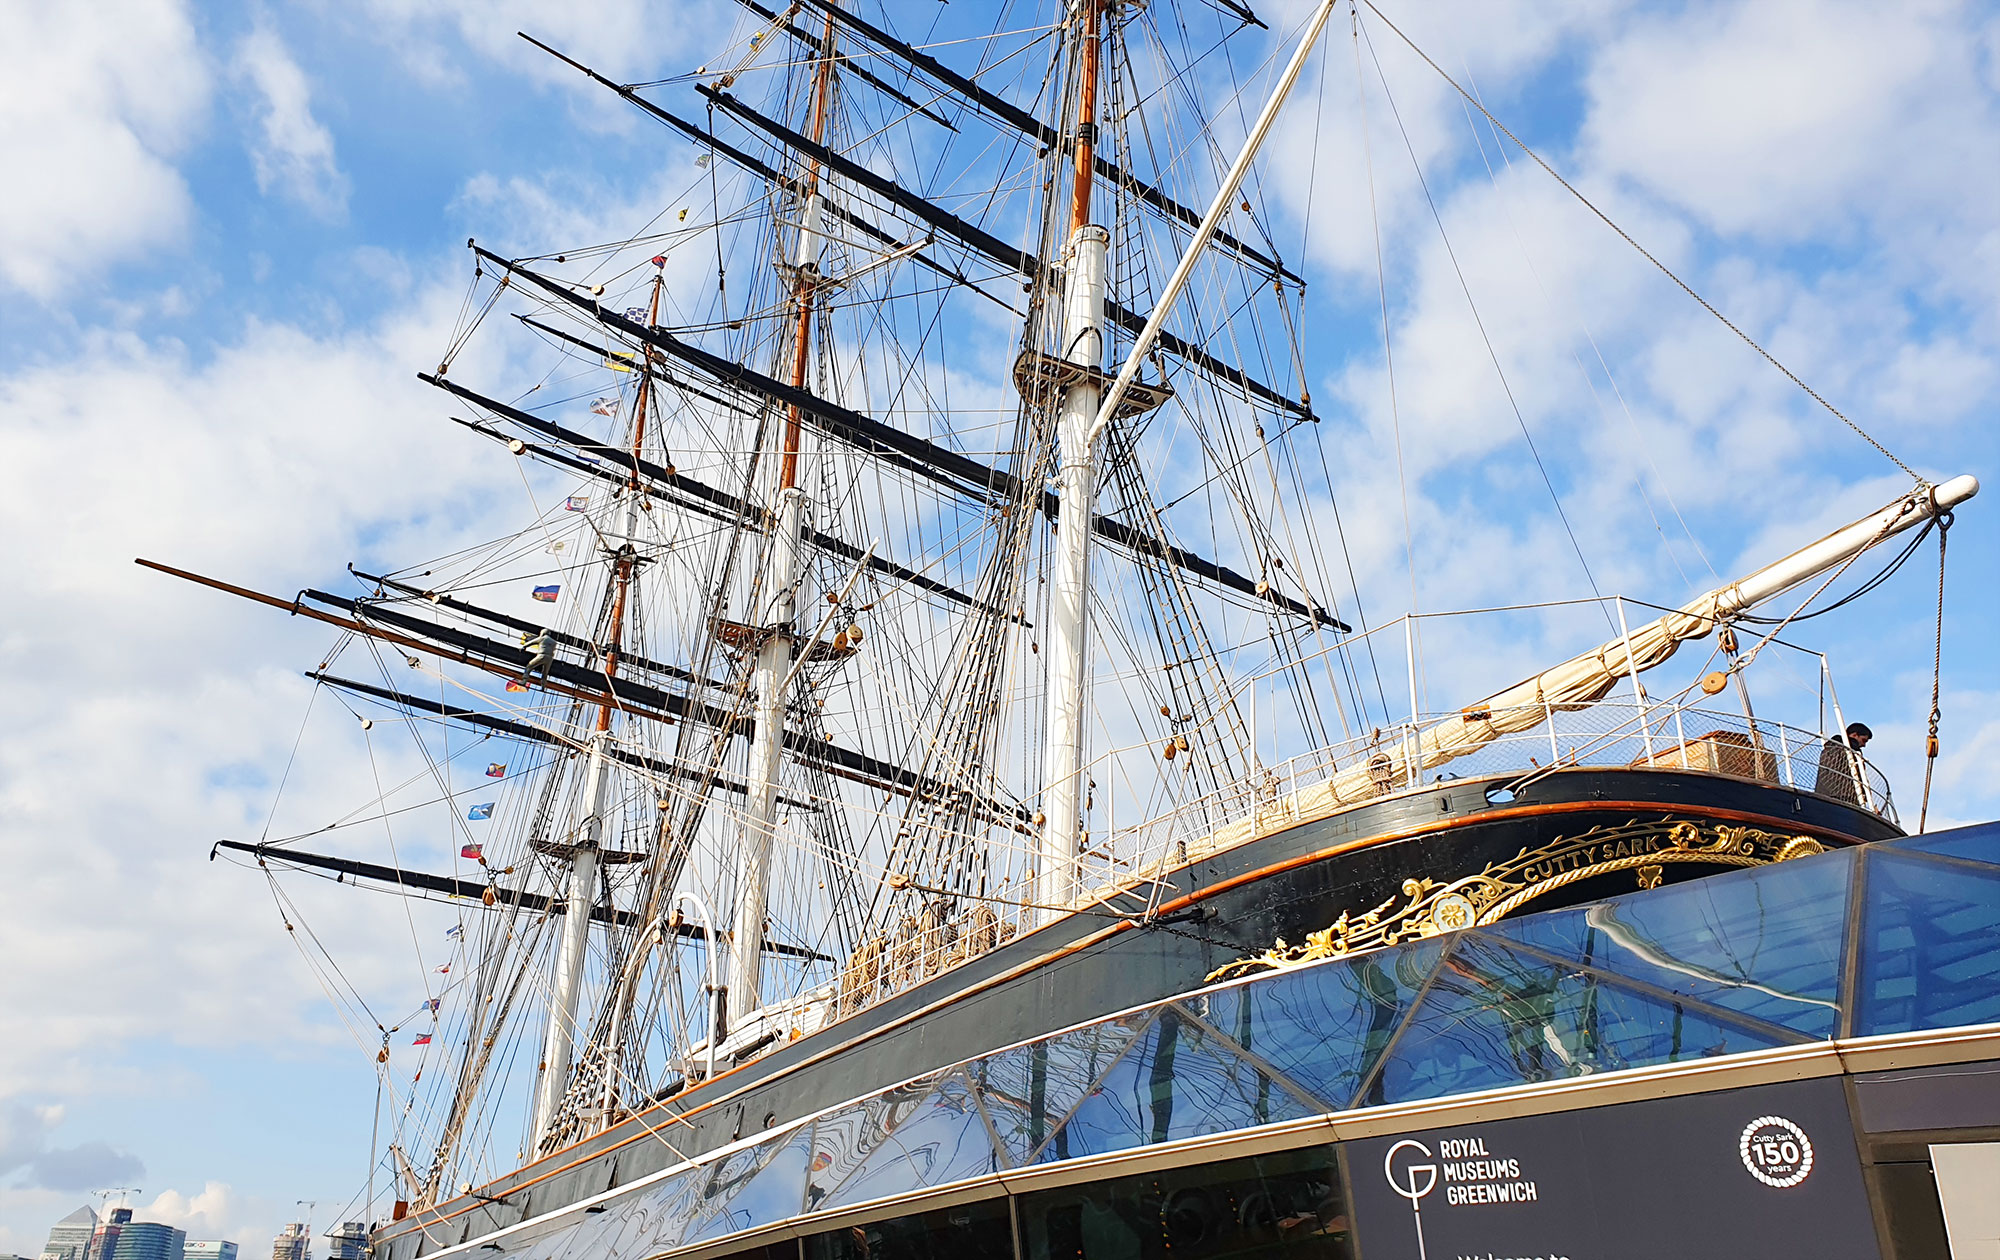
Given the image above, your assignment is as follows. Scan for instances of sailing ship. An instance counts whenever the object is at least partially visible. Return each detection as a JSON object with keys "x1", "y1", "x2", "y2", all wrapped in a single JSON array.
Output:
[{"x1": 144, "y1": 2, "x2": 1977, "y2": 1258}]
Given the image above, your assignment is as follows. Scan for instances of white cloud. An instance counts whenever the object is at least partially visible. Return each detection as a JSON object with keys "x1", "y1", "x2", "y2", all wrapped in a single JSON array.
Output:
[
  {"x1": 351, "y1": 0, "x2": 729, "y2": 118},
  {"x1": 141, "y1": 1183, "x2": 258, "y2": 1243},
  {"x1": 0, "y1": 0, "x2": 209, "y2": 298},
  {"x1": 0, "y1": 1103, "x2": 145, "y2": 1192},
  {"x1": 233, "y1": 24, "x2": 349, "y2": 219}
]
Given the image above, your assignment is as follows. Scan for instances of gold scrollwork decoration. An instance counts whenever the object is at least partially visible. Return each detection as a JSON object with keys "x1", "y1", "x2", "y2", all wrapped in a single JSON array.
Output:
[{"x1": 1207, "y1": 819, "x2": 1828, "y2": 981}]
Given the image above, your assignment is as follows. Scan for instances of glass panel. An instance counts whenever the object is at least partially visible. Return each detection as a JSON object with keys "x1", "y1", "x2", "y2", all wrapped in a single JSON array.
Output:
[
  {"x1": 1039, "y1": 1008, "x2": 1316, "y2": 1161},
  {"x1": 1482, "y1": 850, "x2": 1853, "y2": 1039},
  {"x1": 586, "y1": 1167, "x2": 705, "y2": 1258},
  {"x1": 1372, "y1": 935, "x2": 1795, "y2": 1104},
  {"x1": 513, "y1": 1217, "x2": 585, "y2": 1260},
  {"x1": 1196, "y1": 936, "x2": 1445, "y2": 1109},
  {"x1": 803, "y1": 1194, "x2": 1013, "y2": 1260},
  {"x1": 814, "y1": 1071, "x2": 1005, "y2": 1210},
  {"x1": 682, "y1": 1123, "x2": 814, "y2": 1243},
  {"x1": 1886, "y1": 821, "x2": 2000, "y2": 868},
  {"x1": 1855, "y1": 850, "x2": 2000, "y2": 1035},
  {"x1": 530, "y1": 1205, "x2": 623, "y2": 1260},
  {"x1": 804, "y1": 1077, "x2": 937, "y2": 1211},
  {"x1": 1017, "y1": 1144, "x2": 1353, "y2": 1260},
  {"x1": 972, "y1": 1012, "x2": 1149, "y2": 1165}
]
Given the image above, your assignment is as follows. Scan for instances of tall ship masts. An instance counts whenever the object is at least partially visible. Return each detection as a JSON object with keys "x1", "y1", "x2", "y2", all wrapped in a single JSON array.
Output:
[{"x1": 141, "y1": 3, "x2": 1985, "y2": 1254}]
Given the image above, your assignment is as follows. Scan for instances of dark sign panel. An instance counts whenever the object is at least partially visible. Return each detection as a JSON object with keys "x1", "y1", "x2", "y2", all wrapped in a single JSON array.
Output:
[{"x1": 1347, "y1": 1077, "x2": 1876, "y2": 1260}]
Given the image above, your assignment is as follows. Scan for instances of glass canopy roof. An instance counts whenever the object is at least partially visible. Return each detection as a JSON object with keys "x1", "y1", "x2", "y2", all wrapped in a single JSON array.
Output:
[{"x1": 461, "y1": 822, "x2": 2000, "y2": 1260}]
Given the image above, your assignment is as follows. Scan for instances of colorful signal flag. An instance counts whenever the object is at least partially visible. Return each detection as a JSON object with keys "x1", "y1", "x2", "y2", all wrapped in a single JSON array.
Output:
[
  {"x1": 505, "y1": 679, "x2": 529, "y2": 693},
  {"x1": 467, "y1": 803, "x2": 493, "y2": 821},
  {"x1": 531, "y1": 585, "x2": 559, "y2": 603},
  {"x1": 563, "y1": 495, "x2": 588, "y2": 511},
  {"x1": 485, "y1": 762, "x2": 506, "y2": 778},
  {"x1": 413, "y1": 1033, "x2": 432, "y2": 1046},
  {"x1": 590, "y1": 397, "x2": 618, "y2": 416}
]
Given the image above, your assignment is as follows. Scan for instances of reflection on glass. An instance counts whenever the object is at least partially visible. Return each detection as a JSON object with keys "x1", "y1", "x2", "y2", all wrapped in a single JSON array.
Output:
[
  {"x1": 807, "y1": 1079, "x2": 939, "y2": 1210},
  {"x1": 684, "y1": 1124, "x2": 815, "y2": 1243},
  {"x1": 803, "y1": 1195, "x2": 1013, "y2": 1260},
  {"x1": 1039, "y1": 1009, "x2": 1315, "y2": 1161},
  {"x1": 1018, "y1": 1145, "x2": 1351, "y2": 1260},
  {"x1": 1203, "y1": 937, "x2": 1445, "y2": 1110},
  {"x1": 597, "y1": 1166, "x2": 705, "y2": 1258},
  {"x1": 975, "y1": 1014, "x2": 1149, "y2": 1165},
  {"x1": 1482, "y1": 852, "x2": 1852, "y2": 1039},
  {"x1": 1886, "y1": 821, "x2": 2000, "y2": 868},
  {"x1": 1856, "y1": 851, "x2": 2000, "y2": 1035},
  {"x1": 816, "y1": 1071, "x2": 1006, "y2": 1210},
  {"x1": 1370, "y1": 935, "x2": 1792, "y2": 1103}
]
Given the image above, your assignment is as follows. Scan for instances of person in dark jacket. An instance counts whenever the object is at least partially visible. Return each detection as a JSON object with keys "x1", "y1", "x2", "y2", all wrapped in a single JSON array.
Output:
[{"x1": 1814, "y1": 722, "x2": 1873, "y2": 804}]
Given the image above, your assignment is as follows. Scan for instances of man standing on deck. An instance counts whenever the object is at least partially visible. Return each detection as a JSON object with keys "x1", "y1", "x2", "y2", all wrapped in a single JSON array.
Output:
[{"x1": 1814, "y1": 722, "x2": 1873, "y2": 805}]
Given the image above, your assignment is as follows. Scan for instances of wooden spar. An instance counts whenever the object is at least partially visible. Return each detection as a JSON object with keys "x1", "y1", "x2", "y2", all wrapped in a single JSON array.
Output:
[
  {"x1": 134, "y1": 560, "x2": 1018, "y2": 806},
  {"x1": 134, "y1": 558, "x2": 680, "y2": 725},
  {"x1": 1069, "y1": 0, "x2": 1102, "y2": 233},
  {"x1": 790, "y1": 0, "x2": 1303, "y2": 286},
  {"x1": 209, "y1": 839, "x2": 831, "y2": 959},
  {"x1": 779, "y1": 8, "x2": 838, "y2": 493},
  {"x1": 512, "y1": 42, "x2": 1311, "y2": 418},
  {"x1": 305, "y1": 670, "x2": 817, "y2": 806},
  {"x1": 469, "y1": 259, "x2": 1343, "y2": 627},
  {"x1": 734, "y1": 0, "x2": 957, "y2": 132},
  {"x1": 593, "y1": 268, "x2": 667, "y2": 735}
]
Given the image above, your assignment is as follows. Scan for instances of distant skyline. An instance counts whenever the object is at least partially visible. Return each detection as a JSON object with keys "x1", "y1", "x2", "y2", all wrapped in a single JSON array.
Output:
[{"x1": 3, "y1": 0, "x2": 1998, "y2": 1256}]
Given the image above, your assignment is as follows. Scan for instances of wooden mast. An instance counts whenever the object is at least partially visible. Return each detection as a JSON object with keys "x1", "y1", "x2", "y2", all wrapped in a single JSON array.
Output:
[{"x1": 592, "y1": 265, "x2": 667, "y2": 733}]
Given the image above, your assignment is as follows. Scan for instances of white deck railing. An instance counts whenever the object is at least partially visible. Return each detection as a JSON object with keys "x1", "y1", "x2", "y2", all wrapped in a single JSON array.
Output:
[{"x1": 822, "y1": 695, "x2": 1890, "y2": 1025}]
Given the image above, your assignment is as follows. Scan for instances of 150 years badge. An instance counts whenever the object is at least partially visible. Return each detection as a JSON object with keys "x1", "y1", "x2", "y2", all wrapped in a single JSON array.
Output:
[{"x1": 1739, "y1": 1115, "x2": 1815, "y2": 1188}]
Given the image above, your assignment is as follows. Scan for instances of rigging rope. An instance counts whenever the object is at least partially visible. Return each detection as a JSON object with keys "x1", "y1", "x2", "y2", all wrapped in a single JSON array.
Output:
[
  {"x1": 1919, "y1": 502, "x2": 1952, "y2": 833},
  {"x1": 1359, "y1": 0, "x2": 1919, "y2": 484},
  {"x1": 1358, "y1": 16, "x2": 1611, "y2": 633}
]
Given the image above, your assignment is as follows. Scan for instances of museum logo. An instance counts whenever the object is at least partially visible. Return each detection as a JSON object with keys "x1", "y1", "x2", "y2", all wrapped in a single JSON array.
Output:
[{"x1": 1738, "y1": 1115, "x2": 1814, "y2": 1188}]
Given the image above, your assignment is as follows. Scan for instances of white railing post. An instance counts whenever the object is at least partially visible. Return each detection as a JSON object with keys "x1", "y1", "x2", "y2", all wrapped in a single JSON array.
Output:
[
  {"x1": 1776, "y1": 722, "x2": 1795, "y2": 789},
  {"x1": 1822, "y1": 660, "x2": 1874, "y2": 811},
  {"x1": 1673, "y1": 702, "x2": 1689, "y2": 770},
  {"x1": 1614, "y1": 597, "x2": 1654, "y2": 762},
  {"x1": 1404, "y1": 617, "x2": 1423, "y2": 789}
]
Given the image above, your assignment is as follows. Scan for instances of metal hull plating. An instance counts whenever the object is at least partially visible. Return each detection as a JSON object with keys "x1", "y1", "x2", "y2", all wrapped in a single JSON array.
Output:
[{"x1": 376, "y1": 764, "x2": 1895, "y2": 1258}]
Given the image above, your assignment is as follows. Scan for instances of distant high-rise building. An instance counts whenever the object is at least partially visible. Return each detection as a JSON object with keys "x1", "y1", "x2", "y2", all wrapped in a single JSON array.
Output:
[
  {"x1": 322, "y1": 1226, "x2": 363, "y2": 1260},
  {"x1": 270, "y1": 1224, "x2": 308, "y2": 1260},
  {"x1": 184, "y1": 1242, "x2": 237, "y2": 1260},
  {"x1": 108, "y1": 1224, "x2": 183, "y2": 1260},
  {"x1": 85, "y1": 1209, "x2": 133, "y2": 1260},
  {"x1": 40, "y1": 1206, "x2": 97, "y2": 1260}
]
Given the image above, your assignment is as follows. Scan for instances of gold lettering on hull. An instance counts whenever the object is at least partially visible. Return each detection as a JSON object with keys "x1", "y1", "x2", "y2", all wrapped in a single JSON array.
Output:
[{"x1": 1209, "y1": 820, "x2": 1825, "y2": 980}]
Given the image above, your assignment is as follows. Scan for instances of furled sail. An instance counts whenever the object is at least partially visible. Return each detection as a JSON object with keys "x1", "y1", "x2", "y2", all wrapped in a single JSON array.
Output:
[{"x1": 1209, "y1": 476, "x2": 1978, "y2": 843}]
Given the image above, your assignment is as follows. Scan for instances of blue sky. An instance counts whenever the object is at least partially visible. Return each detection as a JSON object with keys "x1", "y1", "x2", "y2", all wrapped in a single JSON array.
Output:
[{"x1": 3, "y1": 0, "x2": 1998, "y2": 1255}]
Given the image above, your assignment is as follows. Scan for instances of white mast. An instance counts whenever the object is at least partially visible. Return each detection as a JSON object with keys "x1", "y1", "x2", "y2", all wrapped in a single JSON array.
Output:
[
  {"x1": 1037, "y1": 226, "x2": 1108, "y2": 919},
  {"x1": 1035, "y1": 0, "x2": 1109, "y2": 924},
  {"x1": 529, "y1": 265, "x2": 665, "y2": 1149},
  {"x1": 729, "y1": 489, "x2": 804, "y2": 1024},
  {"x1": 531, "y1": 736, "x2": 610, "y2": 1147},
  {"x1": 728, "y1": 14, "x2": 838, "y2": 1026}
]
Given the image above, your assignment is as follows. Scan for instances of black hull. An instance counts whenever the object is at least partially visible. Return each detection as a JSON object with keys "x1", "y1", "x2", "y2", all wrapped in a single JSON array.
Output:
[{"x1": 380, "y1": 766, "x2": 1894, "y2": 1255}]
